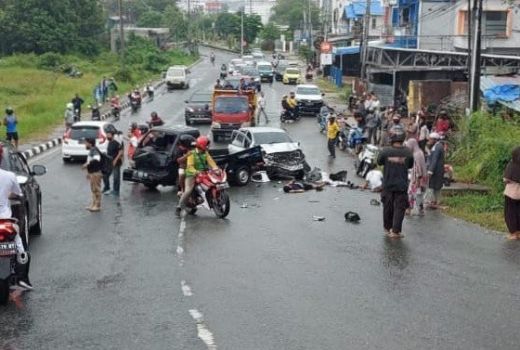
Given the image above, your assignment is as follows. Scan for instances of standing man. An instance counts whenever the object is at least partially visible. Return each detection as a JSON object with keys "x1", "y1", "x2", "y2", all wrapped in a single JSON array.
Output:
[
  {"x1": 101, "y1": 76, "x2": 109, "y2": 103},
  {"x1": 327, "y1": 115, "x2": 340, "y2": 159},
  {"x1": 82, "y1": 138, "x2": 103, "y2": 212},
  {"x1": 4, "y1": 107, "x2": 19, "y2": 150},
  {"x1": 103, "y1": 130, "x2": 124, "y2": 196},
  {"x1": 257, "y1": 91, "x2": 269, "y2": 124},
  {"x1": 426, "y1": 132, "x2": 445, "y2": 209},
  {"x1": 71, "y1": 93, "x2": 84, "y2": 119},
  {"x1": 377, "y1": 127, "x2": 414, "y2": 238}
]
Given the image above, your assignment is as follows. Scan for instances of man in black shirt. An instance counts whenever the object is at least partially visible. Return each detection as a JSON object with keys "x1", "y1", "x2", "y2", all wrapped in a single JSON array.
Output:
[
  {"x1": 103, "y1": 130, "x2": 124, "y2": 196},
  {"x1": 71, "y1": 93, "x2": 84, "y2": 118},
  {"x1": 377, "y1": 127, "x2": 413, "y2": 238},
  {"x1": 82, "y1": 138, "x2": 103, "y2": 211}
]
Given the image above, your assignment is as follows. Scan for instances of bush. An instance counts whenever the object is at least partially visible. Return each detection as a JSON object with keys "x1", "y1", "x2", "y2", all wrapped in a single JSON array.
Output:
[
  {"x1": 114, "y1": 67, "x2": 134, "y2": 83},
  {"x1": 37, "y1": 53, "x2": 65, "y2": 70}
]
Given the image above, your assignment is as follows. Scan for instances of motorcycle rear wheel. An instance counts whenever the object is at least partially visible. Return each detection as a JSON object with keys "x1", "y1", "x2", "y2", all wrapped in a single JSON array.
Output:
[{"x1": 211, "y1": 191, "x2": 230, "y2": 219}]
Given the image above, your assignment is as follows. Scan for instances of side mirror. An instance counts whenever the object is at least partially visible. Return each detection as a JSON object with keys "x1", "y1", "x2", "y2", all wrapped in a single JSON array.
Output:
[
  {"x1": 32, "y1": 164, "x2": 47, "y2": 176},
  {"x1": 16, "y1": 175, "x2": 28, "y2": 185},
  {"x1": 186, "y1": 69, "x2": 191, "y2": 74}
]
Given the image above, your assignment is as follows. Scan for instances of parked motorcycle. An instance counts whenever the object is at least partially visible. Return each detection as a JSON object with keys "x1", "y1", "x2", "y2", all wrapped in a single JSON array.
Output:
[
  {"x1": 0, "y1": 219, "x2": 21, "y2": 305},
  {"x1": 347, "y1": 126, "x2": 367, "y2": 154},
  {"x1": 185, "y1": 169, "x2": 231, "y2": 219},
  {"x1": 356, "y1": 144, "x2": 379, "y2": 178}
]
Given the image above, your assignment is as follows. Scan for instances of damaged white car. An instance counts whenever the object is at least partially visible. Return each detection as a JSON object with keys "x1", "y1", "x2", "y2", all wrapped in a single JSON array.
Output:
[{"x1": 228, "y1": 127, "x2": 306, "y2": 179}]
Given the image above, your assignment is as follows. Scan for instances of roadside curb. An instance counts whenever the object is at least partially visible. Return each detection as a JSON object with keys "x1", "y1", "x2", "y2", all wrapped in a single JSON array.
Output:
[
  {"x1": 200, "y1": 43, "x2": 239, "y2": 54},
  {"x1": 21, "y1": 57, "x2": 204, "y2": 161},
  {"x1": 22, "y1": 138, "x2": 62, "y2": 161}
]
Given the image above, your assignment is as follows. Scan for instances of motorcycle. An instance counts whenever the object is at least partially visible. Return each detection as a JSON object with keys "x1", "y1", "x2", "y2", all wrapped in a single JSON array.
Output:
[
  {"x1": 146, "y1": 86, "x2": 154, "y2": 101},
  {"x1": 280, "y1": 109, "x2": 300, "y2": 123},
  {"x1": 185, "y1": 169, "x2": 231, "y2": 219},
  {"x1": 347, "y1": 126, "x2": 367, "y2": 154},
  {"x1": 356, "y1": 144, "x2": 379, "y2": 178},
  {"x1": 130, "y1": 97, "x2": 141, "y2": 113},
  {"x1": 91, "y1": 105, "x2": 101, "y2": 121},
  {"x1": 0, "y1": 219, "x2": 21, "y2": 305},
  {"x1": 305, "y1": 72, "x2": 313, "y2": 81},
  {"x1": 111, "y1": 105, "x2": 121, "y2": 121},
  {"x1": 73, "y1": 109, "x2": 81, "y2": 122}
]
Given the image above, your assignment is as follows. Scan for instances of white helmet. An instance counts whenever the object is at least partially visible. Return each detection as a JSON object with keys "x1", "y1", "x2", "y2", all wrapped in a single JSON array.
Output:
[{"x1": 66, "y1": 102, "x2": 74, "y2": 109}]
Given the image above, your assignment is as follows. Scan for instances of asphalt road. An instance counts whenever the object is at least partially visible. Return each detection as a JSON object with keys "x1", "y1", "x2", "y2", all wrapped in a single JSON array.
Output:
[{"x1": 1, "y1": 48, "x2": 520, "y2": 350}]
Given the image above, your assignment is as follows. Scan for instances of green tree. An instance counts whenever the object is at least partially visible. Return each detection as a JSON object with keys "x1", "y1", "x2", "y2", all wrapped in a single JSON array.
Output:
[
  {"x1": 243, "y1": 13, "x2": 263, "y2": 45},
  {"x1": 215, "y1": 12, "x2": 241, "y2": 38},
  {"x1": 260, "y1": 22, "x2": 281, "y2": 41},
  {"x1": 137, "y1": 10, "x2": 164, "y2": 27},
  {"x1": 270, "y1": 0, "x2": 320, "y2": 31},
  {"x1": 162, "y1": 4, "x2": 188, "y2": 41}
]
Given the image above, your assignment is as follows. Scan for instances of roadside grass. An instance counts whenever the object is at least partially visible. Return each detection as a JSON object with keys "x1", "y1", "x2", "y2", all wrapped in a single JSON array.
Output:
[
  {"x1": 444, "y1": 193, "x2": 506, "y2": 232},
  {"x1": 0, "y1": 48, "x2": 197, "y2": 143}
]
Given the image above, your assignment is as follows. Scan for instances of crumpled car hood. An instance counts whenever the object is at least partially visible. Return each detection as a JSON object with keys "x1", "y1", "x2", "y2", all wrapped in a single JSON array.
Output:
[{"x1": 261, "y1": 142, "x2": 300, "y2": 154}]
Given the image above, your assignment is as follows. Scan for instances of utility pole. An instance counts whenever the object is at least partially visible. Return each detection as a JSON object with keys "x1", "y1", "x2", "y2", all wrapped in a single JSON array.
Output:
[
  {"x1": 118, "y1": 0, "x2": 125, "y2": 67},
  {"x1": 470, "y1": 0, "x2": 483, "y2": 113},
  {"x1": 241, "y1": 6, "x2": 244, "y2": 56},
  {"x1": 360, "y1": 0, "x2": 372, "y2": 81},
  {"x1": 187, "y1": 0, "x2": 192, "y2": 54},
  {"x1": 467, "y1": 0, "x2": 472, "y2": 110},
  {"x1": 249, "y1": 0, "x2": 252, "y2": 15}
]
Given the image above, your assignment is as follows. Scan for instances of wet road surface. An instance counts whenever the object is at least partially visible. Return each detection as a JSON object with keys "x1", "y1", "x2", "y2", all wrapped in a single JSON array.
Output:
[{"x1": 1, "y1": 48, "x2": 520, "y2": 349}]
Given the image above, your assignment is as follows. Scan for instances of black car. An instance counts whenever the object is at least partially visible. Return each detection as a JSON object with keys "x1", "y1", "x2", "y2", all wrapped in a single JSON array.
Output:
[
  {"x1": 123, "y1": 126, "x2": 264, "y2": 188},
  {"x1": 274, "y1": 61, "x2": 289, "y2": 81},
  {"x1": 2, "y1": 142, "x2": 46, "y2": 248},
  {"x1": 185, "y1": 90, "x2": 213, "y2": 125}
]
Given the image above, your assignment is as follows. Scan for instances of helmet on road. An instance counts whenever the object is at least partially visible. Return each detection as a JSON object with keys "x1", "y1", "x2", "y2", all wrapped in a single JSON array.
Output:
[
  {"x1": 195, "y1": 136, "x2": 210, "y2": 151},
  {"x1": 5, "y1": 107, "x2": 13, "y2": 114},
  {"x1": 179, "y1": 134, "x2": 196, "y2": 148},
  {"x1": 389, "y1": 125, "x2": 406, "y2": 143}
]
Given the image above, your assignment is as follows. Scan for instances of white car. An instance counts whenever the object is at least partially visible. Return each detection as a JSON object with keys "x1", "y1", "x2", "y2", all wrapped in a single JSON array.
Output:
[
  {"x1": 165, "y1": 65, "x2": 190, "y2": 90},
  {"x1": 62, "y1": 121, "x2": 117, "y2": 162},
  {"x1": 294, "y1": 84, "x2": 324, "y2": 115},
  {"x1": 228, "y1": 127, "x2": 306, "y2": 178}
]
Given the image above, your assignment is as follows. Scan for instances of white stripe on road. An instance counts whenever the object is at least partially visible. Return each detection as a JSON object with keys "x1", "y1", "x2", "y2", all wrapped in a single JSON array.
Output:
[
  {"x1": 176, "y1": 214, "x2": 186, "y2": 267},
  {"x1": 181, "y1": 280, "x2": 193, "y2": 297},
  {"x1": 189, "y1": 309, "x2": 217, "y2": 350}
]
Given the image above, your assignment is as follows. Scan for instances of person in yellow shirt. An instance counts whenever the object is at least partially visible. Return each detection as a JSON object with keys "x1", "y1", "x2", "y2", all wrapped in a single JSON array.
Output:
[
  {"x1": 286, "y1": 91, "x2": 298, "y2": 117},
  {"x1": 327, "y1": 115, "x2": 340, "y2": 159},
  {"x1": 177, "y1": 136, "x2": 219, "y2": 214}
]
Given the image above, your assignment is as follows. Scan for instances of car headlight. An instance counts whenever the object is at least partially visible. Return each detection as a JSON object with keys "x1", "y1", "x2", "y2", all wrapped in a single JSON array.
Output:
[
  {"x1": 186, "y1": 107, "x2": 194, "y2": 113},
  {"x1": 211, "y1": 122, "x2": 221, "y2": 128},
  {"x1": 241, "y1": 121, "x2": 251, "y2": 128}
]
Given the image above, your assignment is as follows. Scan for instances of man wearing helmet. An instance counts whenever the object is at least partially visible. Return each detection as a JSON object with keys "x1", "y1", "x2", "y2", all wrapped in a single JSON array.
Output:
[
  {"x1": 4, "y1": 107, "x2": 19, "y2": 149},
  {"x1": 174, "y1": 134, "x2": 196, "y2": 204},
  {"x1": 377, "y1": 126, "x2": 414, "y2": 238},
  {"x1": 178, "y1": 136, "x2": 219, "y2": 214},
  {"x1": 64, "y1": 103, "x2": 75, "y2": 129},
  {"x1": 127, "y1": 122, "x2": 142, "y2": 162},
  {"x1": 148, "y1": 112, "x2": 164, "y2": 128}
]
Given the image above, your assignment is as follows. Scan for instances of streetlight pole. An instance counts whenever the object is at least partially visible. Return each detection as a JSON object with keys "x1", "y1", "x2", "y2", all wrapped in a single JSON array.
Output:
[
  {"x1": 241, "y1": 6, "x2": 244, "y2": 56},
  {"x1": 118, "y1": 0, "x2": 125, "y2": 67}
]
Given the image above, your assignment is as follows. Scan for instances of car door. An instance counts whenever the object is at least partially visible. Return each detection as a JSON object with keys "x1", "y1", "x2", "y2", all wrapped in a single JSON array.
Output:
[
  {"x1": 228, "y1": 130, "x2": 246, "y2": 154},
  {"x1": 11, "y1": 153, "x2": 38, "y2": 224},
  {"x1": 243, "y1": 131, "x2": 253, "y2": 149}
]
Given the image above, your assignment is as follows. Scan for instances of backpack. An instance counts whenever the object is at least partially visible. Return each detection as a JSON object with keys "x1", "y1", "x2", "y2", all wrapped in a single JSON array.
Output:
[{"x1": 95, "y1": 147, "x2": 112, "y2": 175}]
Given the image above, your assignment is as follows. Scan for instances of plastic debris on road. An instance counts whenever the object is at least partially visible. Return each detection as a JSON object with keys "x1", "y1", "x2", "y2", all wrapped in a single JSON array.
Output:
[{"x1": 313, "y1": 216, "x2": 325, "y2": 221}]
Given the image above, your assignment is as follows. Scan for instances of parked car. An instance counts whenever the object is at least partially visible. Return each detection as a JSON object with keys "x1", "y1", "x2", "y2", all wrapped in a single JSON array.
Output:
[
  {"x1": 185, "y1": 90, "x2": 213, "y2": 125},
  {"x1": 295, "y1": 84, "x2": 324, "y2": 115},
  {"x1": 165, "y1": 65, "x2": 190, "y2": 90},
  {"x1": 1, "y1": 142, "x2": 46, "y2": 248},
  {"x1": 123, "y1": 126, "x2": 264, "y2": 187},
  {"x1": 62, "y1": 121, "x2": 118, "y2": 162},
  {"x1": 228, "y1": 127, "x2": 306, "y2": 179},
  {"x1": 282, "y1": 67, "x2": 302, "y2": 85}
]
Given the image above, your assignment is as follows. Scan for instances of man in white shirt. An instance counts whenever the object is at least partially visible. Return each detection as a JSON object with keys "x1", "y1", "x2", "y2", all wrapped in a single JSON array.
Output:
[
  {"x1": 0, "y1": 145, "x2": 32, "y2": 289},
  {"x1": 257, "y1": 91, "x2": 269, "y2": 124},
  {"x1": 364, "y1": 169, "x2": 383, "y2": 192}
]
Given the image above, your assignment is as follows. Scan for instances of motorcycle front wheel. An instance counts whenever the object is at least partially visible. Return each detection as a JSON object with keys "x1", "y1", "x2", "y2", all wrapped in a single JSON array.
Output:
[{"x1": 211, "y1": 191, "x2": 230, "y2": 219}]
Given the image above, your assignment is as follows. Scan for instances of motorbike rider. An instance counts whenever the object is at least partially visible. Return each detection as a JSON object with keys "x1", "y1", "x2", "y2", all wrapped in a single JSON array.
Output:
[
  {"x1": 175, "y1": 134, "x2": 196, "y2": 205},
  {"x1": 210, "y1": 51, "x2": 216, "y2": 65},
  {"x1": 129, "y1": 89, "x2": 142, "y2": 106},
  {"x1": 111, "y1": 95, "x2": 121, "y2": 117},
  {"x1": 0, "y1": 145, "x2": 32, "y2": 289},
  {"x1": 145, "y1": 82, "x2": 154, "y2": 99},
  {"x1": 287, "y1": 92, "x2": 298, "y2": 117},
  {"x1": 178, "y1": 136, "x2": 219, "y2": 214},
  {"x1": 214, "y1": 79, "x2": 223, "y2": 89},
  {"x1": 148, "y1": 112, "x2": 164, "y2": 127},
  {"x1": 89, "y1": 104, "x2": 101, "y2": 121},
  {"x1": 127, "y1": 122, "x2": 142, "y2": 161}
]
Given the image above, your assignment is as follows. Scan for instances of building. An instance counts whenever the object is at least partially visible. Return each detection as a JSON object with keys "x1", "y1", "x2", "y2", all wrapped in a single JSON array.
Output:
[{"x1": 343, "y1": 0, "x2": 385, "y2": 40}]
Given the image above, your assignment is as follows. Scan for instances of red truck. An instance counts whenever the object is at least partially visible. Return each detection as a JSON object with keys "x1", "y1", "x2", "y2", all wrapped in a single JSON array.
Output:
[{"x1": 211, "y1": 89, "x2": 257, "y2": 142}]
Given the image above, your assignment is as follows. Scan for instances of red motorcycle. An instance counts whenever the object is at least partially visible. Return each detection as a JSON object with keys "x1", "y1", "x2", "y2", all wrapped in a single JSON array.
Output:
[
  {"x1": 0, "y1": 219, "x2": 19, "y2": 305},
  {"x1": 186, "y1": 169, "x2": 231, "y2": 218}
]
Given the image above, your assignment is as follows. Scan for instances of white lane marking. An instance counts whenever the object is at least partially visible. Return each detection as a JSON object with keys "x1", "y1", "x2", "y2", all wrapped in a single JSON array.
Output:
[
  {"x1": 176, "y1": 212, "x2": 186, "y2": 266},
  {"x1": 189, "y1": 309, "x2": 217, "y2": 350},
  {"x1": 181, "y1": 280, "x2": 193, "y2": 296}
]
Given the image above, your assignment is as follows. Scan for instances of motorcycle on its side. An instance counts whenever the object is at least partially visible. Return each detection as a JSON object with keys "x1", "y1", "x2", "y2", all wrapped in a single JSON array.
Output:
[
  {"x1": 0, "y1": 219, "x2": 20, "y2": 305},
  {"x1": 185, "y1": 169, "x2": 231, "y2": 219},
  {"x1": 356, "y1": 144, "x2": 379, "y2": 178}
]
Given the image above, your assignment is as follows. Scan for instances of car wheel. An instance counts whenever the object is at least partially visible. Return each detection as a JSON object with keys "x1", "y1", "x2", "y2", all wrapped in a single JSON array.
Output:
[
  {"x1": 20, "y1": 209, "x2": 29, "y2": 250},
  {"x1": 30, "y1": 197, "x2": 42, "y2": 235},
  {"x1": 234, "y1": 166, "x2": 251, "y2": 186},
  {"x1": 145, "y1": 183, "x2": 158, "y2": 190},
  {"x1": 185, "y1": 117, "x2": 192, "y2": 126},
  {"x1": 62, "y1": 157, "x2": 71, "y2": 164},
  {"x1": 0, "y1": 279, "x2": 9, "y2": 306}
]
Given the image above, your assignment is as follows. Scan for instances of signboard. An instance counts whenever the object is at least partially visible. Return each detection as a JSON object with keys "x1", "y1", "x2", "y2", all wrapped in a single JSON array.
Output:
[
  {"x1": 320, "y1": 41, "x2": 332, "y2": 53},
  {"x1": 321, "y1": 53, "x2": 333, "y2": 65}
]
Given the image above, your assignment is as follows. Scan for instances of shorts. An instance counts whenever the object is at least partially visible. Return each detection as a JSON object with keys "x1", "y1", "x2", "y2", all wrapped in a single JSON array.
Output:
[
  {"x1": 7, "y1": 132, "x2": 18, "y2": 141},
  {"x1": 178, "y1": 168, "x2": 185, "y2": 176}
]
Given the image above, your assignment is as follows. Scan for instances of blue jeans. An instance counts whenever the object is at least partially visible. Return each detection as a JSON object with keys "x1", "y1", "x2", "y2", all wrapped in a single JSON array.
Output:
[{"x1": 103, "y1": 166, "x2": 121, "y2": 194}]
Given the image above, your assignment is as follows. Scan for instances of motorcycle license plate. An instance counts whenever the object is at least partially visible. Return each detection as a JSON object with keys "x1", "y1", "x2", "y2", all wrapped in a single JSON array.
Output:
[
  {"x1": 0, "y1": 242, "x2": 16, "y2": 256},
  {"x1": 216, "y1": 183, "x2": 229, "y2": 190}
]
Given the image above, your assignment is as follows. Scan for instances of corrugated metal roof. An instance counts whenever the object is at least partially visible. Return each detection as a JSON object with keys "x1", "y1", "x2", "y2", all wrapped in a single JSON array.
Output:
[
  {"x1": 480, "y1": 75, "x2": 520, "y2": 112},
  {"x1": 344, "y1": 0, "x2": 384, "y2": 19}
]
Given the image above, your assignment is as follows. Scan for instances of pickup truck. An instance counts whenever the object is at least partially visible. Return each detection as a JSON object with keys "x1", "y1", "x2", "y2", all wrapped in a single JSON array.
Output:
[
  {"x1": 211, "y1": 89, "x2": 257, "y2": 142},
  {"x1": 122, "y1": 126, "x2": 264, "y2": 188}
]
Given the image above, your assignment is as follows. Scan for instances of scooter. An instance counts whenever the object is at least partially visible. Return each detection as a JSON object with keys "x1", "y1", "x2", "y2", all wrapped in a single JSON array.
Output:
[
  {"x1": 356, "y1": 144, "x2": 379, "y2": 178},
  {"x1": 0, "y1": 219, "x2": 28, "y2": 305},
  {"x1": 91, "y1": 105, "x2": 101, "y2": 121},
  {"x1": 318, "y1": 106, "x2": 330, "y2": 133},
  {"x1": 111, "y1": 105, "x2": 121, "y2": 121},
  {"x1": 146, "y1": 86, "x2": 154, "y2": 101},
  {"x1": 305, "y1": 72, "x2": 313, "y2": 81},
  {"x1": 130, "y1": 97, "x2": 141, "y2": 113},
  {"x1": 185, "y1": 169, "x2": 231, "y2": 219},
  {"x1": 73, "y1": 109, "x2": 81, "y2": 122},
  {"x1": 347, "y1": 126, "x2": 367, "y2": 154},
  {"x1": 280, "y1": 109, "x2": 300, "y2": 123}
]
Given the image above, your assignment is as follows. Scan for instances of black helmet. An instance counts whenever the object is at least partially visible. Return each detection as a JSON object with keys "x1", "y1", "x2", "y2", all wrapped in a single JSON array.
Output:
[
  {"x1": 179, "y1": 134, "x2": 196, "y2": 148},
  {"x1": 390, "y1": 125, "x2": 406, "y2": 143},
  {"x1": 5, "y1": 107, "x2": 13, "y2": 114}
]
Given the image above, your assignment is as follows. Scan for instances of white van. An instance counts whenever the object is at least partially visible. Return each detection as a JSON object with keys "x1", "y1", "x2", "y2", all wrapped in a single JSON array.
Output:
[{"x1": 165, "y1": 65, "x2": 190, "y2": 90}]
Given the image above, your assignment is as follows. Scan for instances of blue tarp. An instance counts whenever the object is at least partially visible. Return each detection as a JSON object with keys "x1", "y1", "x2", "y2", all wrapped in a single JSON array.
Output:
[
  {"x1": 483, "y1": 84, "x2": 520, "y2": 104},
  {"x1": 344, "y1": 0, "x2": 384, "y2": 19},
  {"x1": 334, "y1": 46, "x2": 360, "y2": 56}
]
